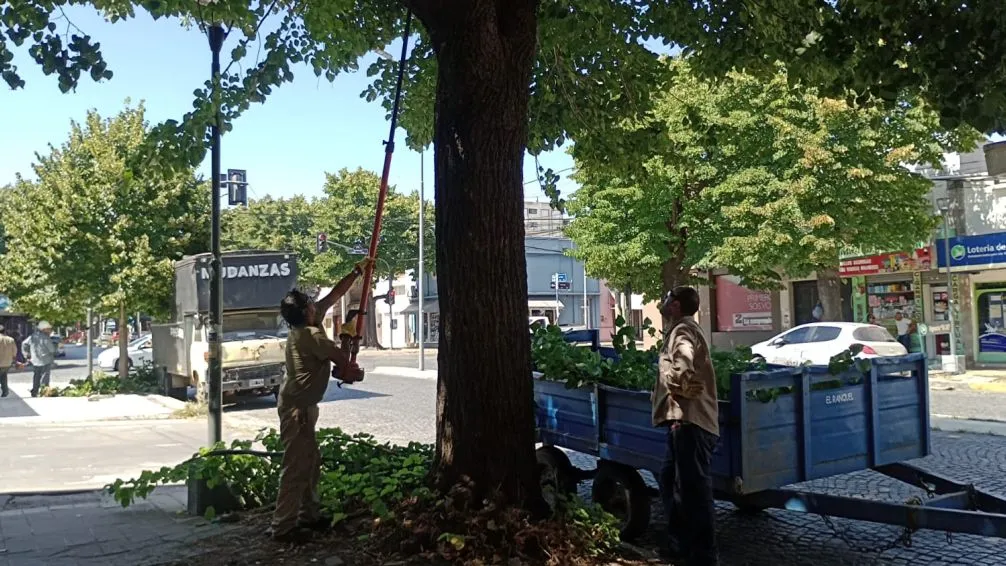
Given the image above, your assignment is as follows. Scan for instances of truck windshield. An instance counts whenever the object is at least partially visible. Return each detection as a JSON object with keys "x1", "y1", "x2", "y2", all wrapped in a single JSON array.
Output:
[{"x1": 222, "y1": 312, "x2": 288, "y2": 342}]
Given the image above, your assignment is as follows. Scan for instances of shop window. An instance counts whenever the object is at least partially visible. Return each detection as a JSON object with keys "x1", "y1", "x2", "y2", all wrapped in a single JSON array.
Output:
[
  {"x1": 976, "y1": 291, "x2": 1006, "y2": 353},
  {"x1": 714, "y1": 275, "x2": 773, "y2": 331}
]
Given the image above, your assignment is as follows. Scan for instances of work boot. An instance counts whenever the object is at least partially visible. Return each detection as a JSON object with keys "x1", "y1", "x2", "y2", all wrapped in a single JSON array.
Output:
[
  {"x1": 269, "y1": 526, "x2": 314, "y2": 544},
  {"x1": 298, "y1": 515, "x2": 333, "y2": 532}
]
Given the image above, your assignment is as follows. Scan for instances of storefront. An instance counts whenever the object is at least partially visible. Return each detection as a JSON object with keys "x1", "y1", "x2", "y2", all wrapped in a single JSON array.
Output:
[
  {"x1": 935, "y1": 231, "x2": 1006, "y2": 365},
  {"x1": 839, "y1": 247, "x2": 933, "y2": 347}
]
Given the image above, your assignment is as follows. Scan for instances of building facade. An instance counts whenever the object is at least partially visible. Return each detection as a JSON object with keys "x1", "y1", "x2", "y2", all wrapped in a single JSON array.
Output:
[{"x1": 402, "y1": 237, "x2": 603, "y2": 346}]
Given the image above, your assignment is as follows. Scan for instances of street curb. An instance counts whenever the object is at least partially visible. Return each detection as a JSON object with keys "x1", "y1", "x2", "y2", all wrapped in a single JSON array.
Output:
[
  {"x1": 931, "y1": 415, "x2": 1006, "y2": 436},
  {"x1": 371, "y1": 366, "x2": 437, "y2": 380},
  {"x1": 0, "y1": 412, "x2": 182, "y2": 425}
]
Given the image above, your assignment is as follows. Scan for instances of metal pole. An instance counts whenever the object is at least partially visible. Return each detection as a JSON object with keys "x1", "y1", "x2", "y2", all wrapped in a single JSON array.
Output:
[
  {"x1": 418, "y1": 150, "x2": 425, "y2": 370},
  {"x1": 943, "y1": 213, "x2": 959, "y2": 374},
  {"x1": 207, "y1": 24, "x2": 227, "y2": 445},
  {"x1": 86, "y1": 307, "x2": 93, "y2": 380},
  {"x1": 554, "y1": 272, "x2": 560, "y2": 324},
  {"x1": 350, "y1": 11, "x2": 413, "y2": 364},
  {"x1": 583, "y1": 267, "x2": 589, "y2": 329},
  {"x1": 388, "y1": 270, "x2": 394, "y2": 350}
]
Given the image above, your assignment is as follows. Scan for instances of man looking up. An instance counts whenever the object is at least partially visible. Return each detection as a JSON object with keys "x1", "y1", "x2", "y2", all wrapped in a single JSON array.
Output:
[
  {"x1": 653, "y1": 286, "x2": 720, "y2": 565},
  {"x1": 270, "y1": 257, "x2": 372, "y2": 543}
]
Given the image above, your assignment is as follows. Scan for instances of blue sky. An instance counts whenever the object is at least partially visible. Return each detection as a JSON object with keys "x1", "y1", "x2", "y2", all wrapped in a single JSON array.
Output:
[{"x1": 1, "y1": 6, "x2": 574, "y2": 204}]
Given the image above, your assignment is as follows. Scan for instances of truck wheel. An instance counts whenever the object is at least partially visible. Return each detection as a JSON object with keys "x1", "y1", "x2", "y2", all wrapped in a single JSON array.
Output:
[
  {"x1": 536, "y1": 446, "x2": 577, "y2": 513},
  {"x1": 591, "y1": 462, "x2": 651, "y2": 541}
]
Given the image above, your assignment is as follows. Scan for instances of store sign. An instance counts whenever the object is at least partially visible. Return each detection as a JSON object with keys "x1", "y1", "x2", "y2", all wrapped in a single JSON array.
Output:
[
  {"x1": 838, "y1": 247, "x2": 932, "y2": 276},
  {"x1": 936, "y1": 232, "x2": 1006, "y2": 271},
  {"x1": 715, "y1": 275, "x2": 773, "y2": 332}
]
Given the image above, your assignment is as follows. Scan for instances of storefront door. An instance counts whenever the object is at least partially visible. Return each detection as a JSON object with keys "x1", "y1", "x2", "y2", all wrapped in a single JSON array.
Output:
[{"x1": 975, "y1": 287, "x2": 1006, "y2": 363}]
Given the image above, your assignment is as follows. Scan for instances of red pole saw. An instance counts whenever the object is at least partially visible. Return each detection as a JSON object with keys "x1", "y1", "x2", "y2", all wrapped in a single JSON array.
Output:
[{"x1": 337, "y1": 10, "x2": 413, "y2": 380}]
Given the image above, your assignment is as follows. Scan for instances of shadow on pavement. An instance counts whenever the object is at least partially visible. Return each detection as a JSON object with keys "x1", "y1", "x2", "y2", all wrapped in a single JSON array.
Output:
[
  {"x1": 320, "y1": 380, "x2": 389, "y2": 403},
  {"x1": 0, "y1": 391, "x2": 40, "y2": 418}
]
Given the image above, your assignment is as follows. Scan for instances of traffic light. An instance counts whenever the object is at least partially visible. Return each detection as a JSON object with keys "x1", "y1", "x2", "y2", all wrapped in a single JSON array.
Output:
[
  {"x1": 316, "y1": 233, "x2": 328, "y2": 253},
  {"x1": 385, "y1": 288, "x2": 396, "y2": 305}
]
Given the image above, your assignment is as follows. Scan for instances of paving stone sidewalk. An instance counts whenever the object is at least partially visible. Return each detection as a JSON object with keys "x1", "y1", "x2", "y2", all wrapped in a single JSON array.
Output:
[{"x1": 0, "y1": 487, "x2": 232, "y2": 566}]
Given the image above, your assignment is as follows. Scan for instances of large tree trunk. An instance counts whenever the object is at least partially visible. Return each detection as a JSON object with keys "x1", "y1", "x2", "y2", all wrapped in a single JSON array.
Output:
[
  {"x1": 660, "y1": 238, "x2": 689, "y2": 329},
  {"x1": 816, "y1": 266, "x2": 844, "y2": 322},
  {"x1": 422, "y1": 2, "x2": 544, "y2": 511},
  {"x1": 117, "y1": 302, "x2": 128, "y2": 379}
]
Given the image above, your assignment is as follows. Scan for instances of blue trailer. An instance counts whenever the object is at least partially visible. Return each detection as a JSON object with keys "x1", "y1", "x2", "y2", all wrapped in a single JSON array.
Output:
[{"x1": 534, "y1": 329, "x2": 1006, "y2": 542}]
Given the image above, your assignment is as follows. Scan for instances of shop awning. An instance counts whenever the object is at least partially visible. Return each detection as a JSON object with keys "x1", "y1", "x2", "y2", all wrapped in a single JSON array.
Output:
[
  {"x1": 528, "y1": 299, "x2": 564, "y2": 310},
  {"x1": 401, "y1": 300, "x2": 439, "y2": 314}
]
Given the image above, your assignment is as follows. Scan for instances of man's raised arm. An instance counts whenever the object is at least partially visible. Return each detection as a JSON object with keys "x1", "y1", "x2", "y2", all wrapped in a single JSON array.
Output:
[{"x1": 315, "y1": 257, "x2": 376, "y2": 317}]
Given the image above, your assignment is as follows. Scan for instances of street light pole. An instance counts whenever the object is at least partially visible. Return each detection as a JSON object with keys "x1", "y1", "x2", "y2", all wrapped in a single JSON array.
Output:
[
  {"x1": 583, "y1": 268, "x2": 589, "y2": 329},
  {"x1": 937, "y1": 197, "x2": 960, "y2": 375},
  {"x1": 418, "y1": 150, "x2": 425, "y2": 370},
  {"x1": 207, "y1": 23, "x2": 228, "y2": 445}
]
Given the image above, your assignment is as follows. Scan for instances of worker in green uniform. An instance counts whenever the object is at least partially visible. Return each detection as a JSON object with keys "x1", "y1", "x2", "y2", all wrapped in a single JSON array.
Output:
[{"x1": 269, "y1": 257, "x2": 373, "y2": 543}]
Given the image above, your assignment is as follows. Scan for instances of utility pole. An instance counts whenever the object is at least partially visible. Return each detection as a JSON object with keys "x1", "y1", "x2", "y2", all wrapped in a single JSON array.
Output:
[
  {"x1": 554, "y1": 272, "x2": 560, "y2": 324},
  {"x1": 582, "y1": 267, "x2": 589, "y2": 329},
  {"x1": 86, "y1": 307, "x2": 93, "y2": 380},
  {"x1": 937, "y1": 197, "x2": 961, "y2": 374},
  {"x1": 418, "y1": 150, "x2": 425, "y2": 370},
  {"x1": 388, "y1": 271, "x2": 394, "y2": 350},
  {"x1": 207, "y1": 23, "x2": 228, "y2": 445}
]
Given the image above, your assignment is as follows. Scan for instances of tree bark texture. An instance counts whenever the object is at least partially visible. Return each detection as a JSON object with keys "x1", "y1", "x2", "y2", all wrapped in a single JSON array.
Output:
[
  {"x1": 421, "y1": 1, "x2": 544, "y2": 510},
  {"x1": 816, "y1": 266, "x2": 843, "y2": 322}
]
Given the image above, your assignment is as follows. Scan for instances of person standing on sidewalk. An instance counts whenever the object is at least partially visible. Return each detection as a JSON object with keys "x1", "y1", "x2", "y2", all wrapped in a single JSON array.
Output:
[
  {"x1": 270, "y1": 258, "x2": 372, "y2": 543},
  {"x1": 653, "y1": 286, "x2": 720, "y2": 566},
  {"x1": 0, "y1": 325, "x2": 16, "y2": 397},
  {"x1": 24, "y1": 321, "x2": 57, "y2": 398},
  {"x1": 894, "y1": 311, "x2": 912, "y2": 351}
]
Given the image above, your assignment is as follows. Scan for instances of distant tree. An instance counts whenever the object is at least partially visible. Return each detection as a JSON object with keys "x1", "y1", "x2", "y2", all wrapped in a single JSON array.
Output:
[
  {"x1": 568, "y1": 61, "x2": 980, "y2": 320},
  {"x1": 222, "y1": 168, "x2": 434, "y2": 346},
  {"x1": 0, "y1": 104, "x2": 208, "y2": 376}
]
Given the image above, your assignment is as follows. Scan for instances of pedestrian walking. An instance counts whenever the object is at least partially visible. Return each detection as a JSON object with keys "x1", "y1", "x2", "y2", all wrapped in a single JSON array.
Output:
[
  {"x1": 269, "y1": 257, "x2": 372, "y2": 543},
  {"x1": 894, "y1": 311, "x2": 912, "y2": 351},
  {"x1": 0, "y1": 325, "x2": 16, "y2": 397},
  {"x1": 654, "y1": 286, "x2": 720, "y2": 566},
  {"x1": 24, "y1": 321, "x2": 57, "y2": 397},
  {"x1": 811, "y1": 300, "x2": 824, "y2": 322}
]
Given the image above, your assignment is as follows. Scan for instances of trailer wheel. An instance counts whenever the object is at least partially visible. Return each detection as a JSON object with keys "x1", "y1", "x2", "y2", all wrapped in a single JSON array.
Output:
[
  {"x1": 536, "y1": 447, "x2": 577, "y2": 513},
  {"x1": 591, "y1": 462, "x2": 650, "y2": 541}
]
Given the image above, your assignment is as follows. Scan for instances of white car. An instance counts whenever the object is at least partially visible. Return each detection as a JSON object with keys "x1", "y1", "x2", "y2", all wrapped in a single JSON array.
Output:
[
  {"x1": 97, "y1": 335, "x2": 153, "y2": 371},
  {"x1": 750, "y1": 322, "x2": 908, "y2": 367}
]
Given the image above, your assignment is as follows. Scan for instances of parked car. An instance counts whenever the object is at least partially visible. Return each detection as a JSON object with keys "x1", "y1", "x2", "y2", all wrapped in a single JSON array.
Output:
[
  {"x1": 97, "y1": 334, "x2": 153, "y2": 371},
  {"x1": 51, "y1": 335, "x2": 66, "y2": 358},
  {"x1": 750, "y1": 322, "x2": 907, "y2": 367}
]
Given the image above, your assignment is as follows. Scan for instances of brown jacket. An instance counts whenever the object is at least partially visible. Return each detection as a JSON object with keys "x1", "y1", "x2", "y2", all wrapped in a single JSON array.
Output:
[
  {"x1": 652, "y1": 316, "x2": 719, "y2": 436},
  {"x1": 0, "y1": 334, "x2": 16, "y2": 368},
  {"x1": 279, "y1": 326, "x2": 340, "y2": 410}
]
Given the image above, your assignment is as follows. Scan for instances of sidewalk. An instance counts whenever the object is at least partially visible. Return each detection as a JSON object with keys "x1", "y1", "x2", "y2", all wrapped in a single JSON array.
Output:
[
  {"x1": 0, "y1": 487, "x2": 231, "y2": 566},
  {"x1": 929, "y1": 368, "x2": 1006, "y2": 393},
  {"x1": 0, "y1": 388, "x2": 185, "y2": 424}
]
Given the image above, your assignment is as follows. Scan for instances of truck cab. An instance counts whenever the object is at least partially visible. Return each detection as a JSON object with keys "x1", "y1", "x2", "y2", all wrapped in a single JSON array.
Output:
[{"x1": 152, "y1": 251, "x2": 297, "y2": 401}]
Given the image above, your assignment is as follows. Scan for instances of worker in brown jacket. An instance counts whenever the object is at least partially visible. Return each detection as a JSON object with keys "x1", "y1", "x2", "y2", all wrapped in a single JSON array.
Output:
[
  {"x1": 0, "y1": 325, "x2": 16, "y2": 397},
  {"x1": 269, "y1": 257, "x2": 372, "y2": 543},
  {"x1": 652, "y1": 286, "x2": 719, "y2": 566}
]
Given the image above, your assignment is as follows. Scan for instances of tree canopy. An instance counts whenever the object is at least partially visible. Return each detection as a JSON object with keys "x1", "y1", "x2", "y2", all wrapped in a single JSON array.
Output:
[
  {"x1": 567, "y1": 60, "x2": 980, "y2": 304},
  {"x1": 0, "y1": 103, "x2": 209, "y2": 324}
]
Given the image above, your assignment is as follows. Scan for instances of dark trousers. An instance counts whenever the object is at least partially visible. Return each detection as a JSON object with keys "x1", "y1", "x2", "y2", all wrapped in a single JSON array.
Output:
[
  {"x1": 31, "y1": 364, "x2": 51, "y2": 395},
  {"x1": 659, "y1": 421, "x2": 719, "y2": 566},
  {"x1": 897, "y1": 334, "x2": 911, "y2": 351},
  {"x1": 0, "y1": 368, "x2": 8, "y2": 396}
]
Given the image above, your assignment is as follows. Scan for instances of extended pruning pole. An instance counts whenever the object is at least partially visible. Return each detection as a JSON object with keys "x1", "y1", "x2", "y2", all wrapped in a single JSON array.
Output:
[{"x1": 349, "y1": 10, "x2": 413, "y2": 367}]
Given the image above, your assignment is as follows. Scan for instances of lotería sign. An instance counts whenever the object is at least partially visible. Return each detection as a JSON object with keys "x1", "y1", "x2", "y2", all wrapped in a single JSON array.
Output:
[{"x1": 199, "y1": 262, "x2": 292, "y2": 280}]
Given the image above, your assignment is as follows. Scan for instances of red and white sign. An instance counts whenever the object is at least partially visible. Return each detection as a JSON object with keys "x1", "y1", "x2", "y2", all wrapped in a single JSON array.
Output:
[
  {"x1": 839, "y1": 248, "x2": 932, "y2": 277},
  {"x1": 715, "y1": 275, "x2": 773, "y2": 332}
]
